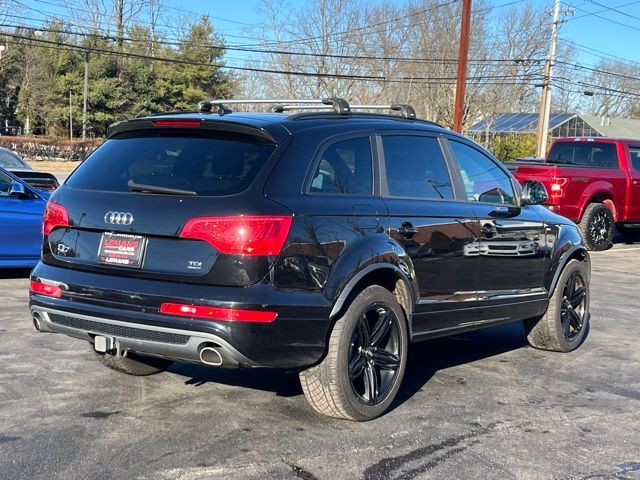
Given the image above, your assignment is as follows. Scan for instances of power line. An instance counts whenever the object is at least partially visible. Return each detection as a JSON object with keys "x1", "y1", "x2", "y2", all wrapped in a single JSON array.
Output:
[
  {"x1": 0, "y1": 32, "x2": 546, "y2": 86},
  {"x1": 0, "y1": 21, "x2": 545, "y2": 66},
  {"x1": 571, "y1": 5, "x2": 640, "y2": 32},
  {"x1": 585, "y1": 0, "x2": 640, "y2": 22},
  {"x1": 558, "y1": 38, "x2": 640, "y2": 67}
]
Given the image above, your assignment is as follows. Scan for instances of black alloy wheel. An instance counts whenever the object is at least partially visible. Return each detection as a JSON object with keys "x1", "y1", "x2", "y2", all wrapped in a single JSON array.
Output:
[
  {"x1": 348, "y1": 304, "x2": 402, "y2": 406},
  {"x1": 560, "y1": 270, "x2": 587, "y2": 342},
  {"x1": 588, "y1": 210, "x2": 612, "y2": 247},
  {"x1": 299, "y1": 285, "x2": 408, "y2": 421}
]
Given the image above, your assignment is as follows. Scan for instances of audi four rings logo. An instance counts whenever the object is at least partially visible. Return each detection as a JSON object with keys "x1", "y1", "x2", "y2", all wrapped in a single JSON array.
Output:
[{"x1": 104, "y1": 211, "x2": 134, "y2": 225}]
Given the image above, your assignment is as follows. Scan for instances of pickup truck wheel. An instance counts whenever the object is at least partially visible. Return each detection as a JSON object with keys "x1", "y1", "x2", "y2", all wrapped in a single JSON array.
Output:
[
  {"x1": 94, "y1": 349, "x2": 173, "y2": 376},
  {"x1": 525, "y1": 259, "x2": 589, "y2": 352},
  {"x1": 299, "y1": 285, "x2": 408, "y2": 421},
  {"x1": 578, "y1": 203, "x2": 614, "y2": 251}
]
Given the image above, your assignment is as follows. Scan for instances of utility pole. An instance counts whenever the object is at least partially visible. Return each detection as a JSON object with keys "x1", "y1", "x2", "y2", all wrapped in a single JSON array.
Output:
[
  {"x1": 82, "y1": 49, "x2": 89, "y2": 141},
  {"x1": 69, "y1": 89, "x2": 73, "y2": 141},
  {"x1": 453, "y1": 0, "x2": 471, "y2": 133},
  {"x1": 535, "y1": 0, "x2": 573, "y2": 158}
]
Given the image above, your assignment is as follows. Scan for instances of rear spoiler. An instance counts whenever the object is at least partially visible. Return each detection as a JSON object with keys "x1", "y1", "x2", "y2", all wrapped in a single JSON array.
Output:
[{"x1": 106, "y1": 118, "x2": 282, "y2": 144}]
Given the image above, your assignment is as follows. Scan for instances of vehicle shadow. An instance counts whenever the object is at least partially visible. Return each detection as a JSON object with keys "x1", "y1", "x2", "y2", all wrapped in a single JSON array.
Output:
[
  {"x1": 614, "y1": 232, "x2": 639, "y2": 246},
  {"x1": 0, "y1": 268, "x2": 31, "y2": 279},
  {"x1": 391, "y1": 322, "x2": 528, "y2": 412},
  {"x1": 168, "y1": 321, "x2": 529, "y2": 409}
]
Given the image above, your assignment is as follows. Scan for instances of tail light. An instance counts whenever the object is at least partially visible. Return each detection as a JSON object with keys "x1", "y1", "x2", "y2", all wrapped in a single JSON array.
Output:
[
  {"x1": 42, "y1": 201, "x2": 69, "y2": 235},
  {"x1": 550, "y1": 177, "x2": 568, "y2": 198},
  {"x1": 160, "y1": 302, "x2": 277, "y2": 323},
  {"x1": 29, "y1": 280, "x2": 62, "y2": 298},
  {"x1": 179, "y1": 215, "x2": 292, "y2": 256},
  {"x1": 152, "y1": 120, "x2": 202, "y2": 127}
]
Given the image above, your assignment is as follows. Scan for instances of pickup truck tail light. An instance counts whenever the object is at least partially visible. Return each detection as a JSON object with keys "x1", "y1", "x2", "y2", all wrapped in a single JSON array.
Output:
[{"x1": 550, "y1": 177, "x2": 568, "y2": 198}]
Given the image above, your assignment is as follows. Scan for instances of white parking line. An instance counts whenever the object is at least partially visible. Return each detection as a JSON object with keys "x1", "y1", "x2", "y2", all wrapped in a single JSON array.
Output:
[{"x1": 601, "y1": 247, "x2": 640, "y2": 253}]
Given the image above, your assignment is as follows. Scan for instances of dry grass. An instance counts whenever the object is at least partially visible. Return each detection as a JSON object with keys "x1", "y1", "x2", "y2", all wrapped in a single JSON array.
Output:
[{"x1": 28, "y1": 160, "x2": 81, "y2": 174}]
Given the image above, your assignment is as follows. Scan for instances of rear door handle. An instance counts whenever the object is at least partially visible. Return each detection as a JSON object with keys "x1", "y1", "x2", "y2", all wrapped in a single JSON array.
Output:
[{"x1": 397, "y1": 222, "x2": 418, "y2": 238}]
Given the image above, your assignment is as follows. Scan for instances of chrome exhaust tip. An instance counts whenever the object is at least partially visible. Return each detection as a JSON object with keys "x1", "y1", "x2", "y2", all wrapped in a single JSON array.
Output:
[
  {"x1": 31, "y1": 310, "x2": 53, "y2": 333},
  {"x1": 199, "y1": 346, "x2": 223, "y2": 366},
  {"x1": 33, "y1": 313, "x2": 42, "y2": 332}
]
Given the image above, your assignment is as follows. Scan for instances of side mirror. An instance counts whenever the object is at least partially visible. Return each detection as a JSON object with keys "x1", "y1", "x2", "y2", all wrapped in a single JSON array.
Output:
[
  {"x1": 521, "y1": 180, "x2": 548, "y2": 206},
  {"x1": 9, "y1": 181, "x2": 27, "y2": 197}
]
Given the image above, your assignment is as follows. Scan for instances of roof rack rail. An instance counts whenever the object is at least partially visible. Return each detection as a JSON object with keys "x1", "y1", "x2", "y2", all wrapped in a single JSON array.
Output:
[
  {"x1": 197, "y1": 97, "x2": 351, "y2": 115},
  {"x1": 349, "y1": 104, "x2": 416, "y2": 119}
]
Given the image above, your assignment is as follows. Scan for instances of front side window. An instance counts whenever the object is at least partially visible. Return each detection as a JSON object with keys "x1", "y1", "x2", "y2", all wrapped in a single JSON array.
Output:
[
  {"x1": 450, "y1": 141, "x2": 516, "y2": 205},
  {"x1": 310, "y1": 137, "x2": 372, "y2": 194},
  {"x1": 383, "y1": 135, "x2": 454, "y2": 199},
  {"x1": 0, "y1": 171, "x2": 13, "y2": 196},
  {"x1": 629, "y1": 146, "x2": 640, "y2": 171}
]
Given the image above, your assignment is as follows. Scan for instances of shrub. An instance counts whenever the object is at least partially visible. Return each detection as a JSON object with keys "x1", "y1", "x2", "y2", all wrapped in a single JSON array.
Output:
[{"x1": 0, "y1": 136, "x2": 102, "y2": 162}]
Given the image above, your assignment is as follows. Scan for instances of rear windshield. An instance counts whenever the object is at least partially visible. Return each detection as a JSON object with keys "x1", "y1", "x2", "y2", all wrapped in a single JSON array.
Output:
[
  {"x1": 547, "y1": 141, "x2": 618, "y2": 168},
  {"x1": 0, "y1": 150, "x2": 27, "y2": 169},
  {"x1": 66, "y1": 131, "x2": 276, "y2": 196}
]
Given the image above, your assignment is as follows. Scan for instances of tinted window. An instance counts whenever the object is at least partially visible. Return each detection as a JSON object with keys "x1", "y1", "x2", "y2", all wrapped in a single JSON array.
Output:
[
  {"x1": 547, "y1": 141, "x2": 618, "y2": 168},
  {"x1": 450, "y1": 141, "x2": 516, "y2": 205},
  {"x1": 0, "y1": 150, "x2": 27, "y2": 169},
  {"x1": 383, "y1": 136, "x2": 454, "y2": 199},
  {"x1": 629, "y1": 146, "x2": 640, "y2": 171},
  {"x1": 67, "y1": 131, "x2": 276, "y2": 196},
  {"x1": 310, "y1": 137, "x2": 372, "y2": 194}
]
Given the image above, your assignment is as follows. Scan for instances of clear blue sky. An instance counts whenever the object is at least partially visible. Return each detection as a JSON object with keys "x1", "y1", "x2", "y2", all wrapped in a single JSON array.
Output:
[{"x1": 173, "y1": 0, "x2": 640, "y2": 65}]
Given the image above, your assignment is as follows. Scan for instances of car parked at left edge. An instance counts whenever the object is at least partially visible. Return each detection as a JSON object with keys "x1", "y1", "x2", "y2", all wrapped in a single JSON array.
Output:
[
  {"x1": 0, "y1": 146, "x2": 59, "y2": 192},
  {"x1": 0, "y1": 166, "x2": 50, "y2": 268}
]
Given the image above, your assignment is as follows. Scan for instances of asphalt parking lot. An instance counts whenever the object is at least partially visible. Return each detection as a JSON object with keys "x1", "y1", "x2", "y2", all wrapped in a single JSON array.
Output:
[{"x1": 1, "y1": 243, "x2": 639, "y2": 480}]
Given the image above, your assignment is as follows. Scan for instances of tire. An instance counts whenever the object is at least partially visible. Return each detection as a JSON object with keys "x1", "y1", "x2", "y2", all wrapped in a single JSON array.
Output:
[
  {"x1": 525, "y1": 259, "x2": 590, "y2": 352},
  {"x1": 578, "y1": 203, "x2": 614, "y2": 251},
  {"x1": 299, "y1": 285, "x2": 408, "y2": 421},
  {"x1": 94, "y1": 349, "x2": 173, "y2": 376}
]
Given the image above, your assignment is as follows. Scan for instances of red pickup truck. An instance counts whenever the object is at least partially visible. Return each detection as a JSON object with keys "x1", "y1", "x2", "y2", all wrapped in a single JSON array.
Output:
[{"x1": 513, "y1": 137, "x2": 640, "y2": 251}]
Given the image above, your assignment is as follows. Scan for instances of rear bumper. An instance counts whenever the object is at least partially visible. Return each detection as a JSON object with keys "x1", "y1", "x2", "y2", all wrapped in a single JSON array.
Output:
[
  {"x1": 29, "y1": 262, "x2": 333, "y2": 368},
  {"x1": 31, "y1": 305, "x2": 256, "y2": 366}
]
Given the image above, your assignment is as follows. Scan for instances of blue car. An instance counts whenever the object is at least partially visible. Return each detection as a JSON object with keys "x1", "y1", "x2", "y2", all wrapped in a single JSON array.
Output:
[{"x1": 0, "y1": 166, "x2": 50, "y2": 268}]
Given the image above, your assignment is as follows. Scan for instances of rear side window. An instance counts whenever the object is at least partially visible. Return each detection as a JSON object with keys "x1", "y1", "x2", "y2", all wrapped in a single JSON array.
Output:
[
  {"x1": 547, "y1": 141, "x2": 618, "y2": 168},
  {"x1": 383, "y1": 136, "x2": 454, "y2": 199},
  {"x1": 310, "y1": 137, "x2": 372, "y2": 194},
  {"x1": 66, "y1": 131, "x2": 276, "y2": 196},
  {"x1": 629, "y1": 146, "x2": 640, "y2": 171}
]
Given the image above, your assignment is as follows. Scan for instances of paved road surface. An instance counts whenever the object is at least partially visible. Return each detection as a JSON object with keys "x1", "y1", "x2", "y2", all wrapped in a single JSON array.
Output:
[{"x1": 1, "y1": 244, "x2": 639, "y2": 479}]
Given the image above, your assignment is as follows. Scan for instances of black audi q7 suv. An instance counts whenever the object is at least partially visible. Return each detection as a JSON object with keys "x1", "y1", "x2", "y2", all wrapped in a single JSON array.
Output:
[{"x1": 29, "y1": 98, "x2": 590, "y2": 421}]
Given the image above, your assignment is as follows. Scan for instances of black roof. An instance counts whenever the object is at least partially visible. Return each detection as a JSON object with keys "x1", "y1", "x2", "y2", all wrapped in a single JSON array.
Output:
[{"x1": 107, "y1": 111, "x2": 452, "y2": 143}]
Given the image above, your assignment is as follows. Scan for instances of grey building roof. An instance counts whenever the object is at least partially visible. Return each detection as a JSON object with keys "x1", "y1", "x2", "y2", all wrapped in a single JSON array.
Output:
[
  {"x1": 580, "y1": 115, "x2": 640, "y2": 139},
  {"x1": 468, "y1": 113, "x2": 640, "y2": 139}
]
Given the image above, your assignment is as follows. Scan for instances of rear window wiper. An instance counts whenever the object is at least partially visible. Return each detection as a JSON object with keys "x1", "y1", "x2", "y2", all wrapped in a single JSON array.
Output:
[{"x1": 127, "y1": 179, "x2": 197, "y2": 196}]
